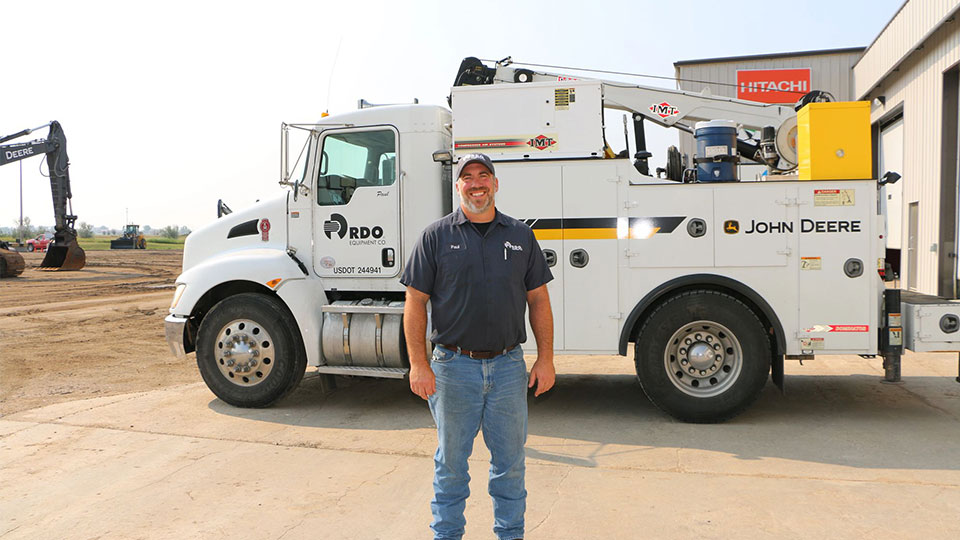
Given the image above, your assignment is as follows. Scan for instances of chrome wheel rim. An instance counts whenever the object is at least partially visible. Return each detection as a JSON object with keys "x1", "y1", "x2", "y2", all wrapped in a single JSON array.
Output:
[
  {"x1": 663, "y1": 320, "x2": 742, "y2": 398},
  {"x1": 215, "y1": 319, "x2": 275, "y2": 387}
]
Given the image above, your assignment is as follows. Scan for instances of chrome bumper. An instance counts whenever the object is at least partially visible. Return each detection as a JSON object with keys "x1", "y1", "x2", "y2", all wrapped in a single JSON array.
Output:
[{"x1": 164, "y1": 314, "x2": 188, "y2": 358}]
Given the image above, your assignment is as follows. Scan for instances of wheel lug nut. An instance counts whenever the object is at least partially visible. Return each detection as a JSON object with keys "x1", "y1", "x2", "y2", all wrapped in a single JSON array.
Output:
[
  {"x1": 252, "y1": 350, "x2": 259, "y2": 357},
  {"x1": 226, "y1": 359, "x2": 235, "y2": 366},
  {"x1": 688, "y1": 367, "x2": 695, "y2": 374},
  {"x1": 700, "y1": 370, "x2": 706, "y2": 376},
  {"x1": 685, "y1": 338, "x2": 692, "y2": 345},
  {"x1": 681, "y1": 359, "x2": 688, "y2": 365},
  {"x1": 695, "y1": 333, "x2": 702, "y2": 340},
  {"x1": 706, "y1": 336, "x2": 713, "y2": 342}
]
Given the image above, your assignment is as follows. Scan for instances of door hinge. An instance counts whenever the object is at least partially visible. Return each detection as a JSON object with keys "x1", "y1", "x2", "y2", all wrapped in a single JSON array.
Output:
[
  {"x1": 610, "y1": 312, "x2": 623, "y2": 319},
  {"x1": 624, "y1": 200, "x2": 638, "y2": 209},
  {"x1": 777, "y1": 247, "x2": 793, "y2": 256},
  {"x1": 776, "y1": 198, "x2": 802, "y2": 207}
]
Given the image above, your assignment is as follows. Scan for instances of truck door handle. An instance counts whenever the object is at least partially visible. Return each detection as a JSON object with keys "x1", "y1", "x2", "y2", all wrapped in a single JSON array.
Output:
[
  {"x1": 543, "y1": 249, "x2": 557, "y2": 267},
  {"x1": 570, "y1": 249, "x2": 589, "y2": 268}
]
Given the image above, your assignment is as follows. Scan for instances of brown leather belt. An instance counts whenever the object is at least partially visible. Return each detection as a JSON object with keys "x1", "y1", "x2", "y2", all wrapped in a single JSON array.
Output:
[{"x1": 439, "y1": 344, "x2": 517, "y2": 360}]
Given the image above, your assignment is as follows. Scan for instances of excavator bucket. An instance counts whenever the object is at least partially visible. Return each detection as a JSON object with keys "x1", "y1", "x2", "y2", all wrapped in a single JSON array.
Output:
[{"x1": 40, "y1": 239, "x2": 86, "y2": 271}]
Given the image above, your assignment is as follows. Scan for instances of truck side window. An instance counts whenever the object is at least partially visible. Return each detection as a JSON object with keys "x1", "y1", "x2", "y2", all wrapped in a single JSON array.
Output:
[{"x1": 317, "y1": 129, "x2": 396, "y2": 206}]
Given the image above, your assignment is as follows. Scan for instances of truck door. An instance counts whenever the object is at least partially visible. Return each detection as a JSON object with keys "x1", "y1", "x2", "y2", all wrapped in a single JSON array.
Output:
[{"x1": 313, "y1": 126, "x2": 401, "y2": 278}]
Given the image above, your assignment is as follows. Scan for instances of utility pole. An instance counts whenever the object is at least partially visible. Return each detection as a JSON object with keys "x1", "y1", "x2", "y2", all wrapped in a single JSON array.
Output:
[{"x1": 18, "y1": 160, "x2": 23, "y2": 244}]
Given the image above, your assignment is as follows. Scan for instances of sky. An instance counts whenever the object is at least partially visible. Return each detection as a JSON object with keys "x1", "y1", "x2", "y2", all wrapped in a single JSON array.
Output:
[{"x1": 1, "y1": 0, "x2": 905, "y2": 233}]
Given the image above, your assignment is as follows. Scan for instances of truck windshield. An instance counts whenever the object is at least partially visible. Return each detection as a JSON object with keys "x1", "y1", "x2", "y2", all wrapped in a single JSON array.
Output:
[{"x1": 317, "y1": 129, "x2": 396, "y2": 206}]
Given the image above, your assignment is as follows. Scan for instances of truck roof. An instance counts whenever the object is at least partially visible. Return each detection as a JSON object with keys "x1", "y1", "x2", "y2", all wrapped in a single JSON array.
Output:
[{"x1": 319, "y1": 104, "x2": 450, "y2": 134}]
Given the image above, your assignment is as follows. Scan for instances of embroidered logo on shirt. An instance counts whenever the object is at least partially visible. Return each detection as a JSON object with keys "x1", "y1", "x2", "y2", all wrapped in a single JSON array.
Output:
[
  {"x1": 504, "y1": 241, "x2": 523, "y2": 251},
  {"x1": 450, "y1": 244, "x2": 462, "y2": 250}
]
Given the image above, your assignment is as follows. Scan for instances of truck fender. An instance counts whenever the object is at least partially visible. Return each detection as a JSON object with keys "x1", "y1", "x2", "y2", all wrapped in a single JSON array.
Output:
[
  {"x1": 618, "y1": 274, "x2": 786, "y2": 361},
  {"x1": 171, "y1": 249, "x2": 327, "y2": 368}
]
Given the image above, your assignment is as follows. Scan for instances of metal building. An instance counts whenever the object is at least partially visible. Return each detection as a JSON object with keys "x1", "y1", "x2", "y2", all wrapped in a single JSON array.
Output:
[
  {"x1": 855, "y1": 0, "x2": 960, "y2": 298},
  {"x1": 674, "y1": 48, "x2": 865, "y2": 180}
]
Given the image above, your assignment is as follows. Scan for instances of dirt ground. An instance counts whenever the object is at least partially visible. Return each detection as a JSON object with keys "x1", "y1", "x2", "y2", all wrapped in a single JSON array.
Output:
[{"x1": 0, "y1": 250, "x2": 199, "y2": 415}]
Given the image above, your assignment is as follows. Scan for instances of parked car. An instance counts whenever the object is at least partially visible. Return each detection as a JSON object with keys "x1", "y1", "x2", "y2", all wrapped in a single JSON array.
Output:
[{"x1": 26, "y1": 233, "x2": 54, "y2": 252}]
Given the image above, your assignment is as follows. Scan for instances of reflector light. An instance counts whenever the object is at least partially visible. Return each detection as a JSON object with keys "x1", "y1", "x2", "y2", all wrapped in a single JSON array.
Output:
[{"x1": 266, "y1": 278, "x2": 282, "y2": 288}]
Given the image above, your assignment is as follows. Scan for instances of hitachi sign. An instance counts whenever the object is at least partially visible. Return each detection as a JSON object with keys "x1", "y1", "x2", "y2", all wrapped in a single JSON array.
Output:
[{"x1": 736, "y1": 68, "x2": 812, "y2": 104}]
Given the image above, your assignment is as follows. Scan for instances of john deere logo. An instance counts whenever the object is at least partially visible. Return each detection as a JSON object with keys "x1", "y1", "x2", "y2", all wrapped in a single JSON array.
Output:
[
  {"x1": 527, "y1": 135, "x2": 556, "y2": 150},
  {"x1": 324, "y1": 213, "x2": 348, "y2": 239},
  {"x1": 724, "y1": 220, "x2": 740, "y2": 234}
]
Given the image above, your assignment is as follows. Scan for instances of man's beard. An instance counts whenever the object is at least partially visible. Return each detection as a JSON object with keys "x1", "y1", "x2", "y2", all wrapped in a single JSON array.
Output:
[{"x1": 460, "y1": 189, "x2": 494, "y2": 214}]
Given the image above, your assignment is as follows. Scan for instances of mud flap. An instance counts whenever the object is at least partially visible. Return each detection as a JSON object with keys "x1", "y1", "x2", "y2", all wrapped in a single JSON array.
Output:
[
  {"x1": 40, "y1": 240, "x2": 86, "y2": 271},
  {"x1": 771, "y1": 353, "x2": 784, "y2": 392}
]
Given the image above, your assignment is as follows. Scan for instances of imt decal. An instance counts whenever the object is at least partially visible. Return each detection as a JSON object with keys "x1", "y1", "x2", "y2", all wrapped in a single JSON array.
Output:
[
  {"x1": 527, "y1": 135, "x2": 557, "y2": 150},
  {"x1": 649, "y1": 102, "x2": 680, "y2": 119}
]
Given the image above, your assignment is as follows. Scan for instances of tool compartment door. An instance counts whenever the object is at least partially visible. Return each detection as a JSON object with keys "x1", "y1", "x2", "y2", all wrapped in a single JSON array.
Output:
[
  {"x1": 312, "y1": 126, "x2": 401, "y2": 278},
  {"x1": 496, "y1": 164, "x2": 565, "y2": 352},
  {"x1": 796, "y1": 182, "x2": 877, "y2": 352},
  {"x1": 713, "y1": 185, "x2": 790, "y2": 267},
  {"x1": 561, "y1": 162, "x2": 619, "y2": 352}
]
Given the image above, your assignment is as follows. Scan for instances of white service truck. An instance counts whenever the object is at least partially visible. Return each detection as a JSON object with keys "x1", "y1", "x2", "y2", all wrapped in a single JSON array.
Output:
[{"x1": 165, "y1": 57, "x2": 960, "y2": 423}]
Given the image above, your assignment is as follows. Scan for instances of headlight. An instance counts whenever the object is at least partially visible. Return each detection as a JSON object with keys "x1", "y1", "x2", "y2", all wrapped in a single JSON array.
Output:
[{"x1": 170, "y1": 283, "x2": 187, "y2": 310}]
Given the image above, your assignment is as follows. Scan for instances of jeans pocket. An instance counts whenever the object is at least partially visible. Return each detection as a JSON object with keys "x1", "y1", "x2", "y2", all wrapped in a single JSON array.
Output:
[
  {"x1": 432, "y1": 346, "x2": 456, "y2": 364},
  {"x1": 507, "y1": 346, "x2": 525, "y2": 362}
]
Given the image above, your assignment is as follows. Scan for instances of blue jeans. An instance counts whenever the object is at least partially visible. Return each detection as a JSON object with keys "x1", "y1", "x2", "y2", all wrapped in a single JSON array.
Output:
[{"x1": 428, "y1": 345, "x2": 528, "y2": 540}]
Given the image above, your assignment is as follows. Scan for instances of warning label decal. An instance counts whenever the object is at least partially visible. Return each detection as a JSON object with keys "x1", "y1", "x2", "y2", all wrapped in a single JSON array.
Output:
[
  {"x1": 814, "y1": 189, "x2": 855, "y2": 206},
  {"x1": 803, "y1": 324, "x2": 870, "y2": 333},
  {"x1": 800, "y1": 257, "x2": 821, "y2": 270}
]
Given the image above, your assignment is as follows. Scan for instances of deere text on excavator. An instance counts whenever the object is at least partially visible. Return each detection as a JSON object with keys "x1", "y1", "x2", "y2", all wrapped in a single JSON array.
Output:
[{"x1": 0, "y1": 121, "x2": 85, "y2": 276}]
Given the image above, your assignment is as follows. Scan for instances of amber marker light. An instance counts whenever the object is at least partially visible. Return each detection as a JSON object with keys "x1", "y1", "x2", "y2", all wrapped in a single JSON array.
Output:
[
  {"x1": 266, "y1": 278, "x2": 283, "y2": 288},
  {"x1": 170, "y1": 283, "x2": 186, "y2": 310}
]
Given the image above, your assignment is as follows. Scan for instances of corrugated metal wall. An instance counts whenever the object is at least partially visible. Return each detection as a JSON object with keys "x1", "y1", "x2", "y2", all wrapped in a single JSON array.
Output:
[
  {"x1": 855, "y1": 0, "x2": 960, "y2": 295},
  {"x1": 674, "y1": 51, "x2": 863, "y2": 177},
  {"x1": 854, "y1": 0, "x2": 960, "y2": 99}
]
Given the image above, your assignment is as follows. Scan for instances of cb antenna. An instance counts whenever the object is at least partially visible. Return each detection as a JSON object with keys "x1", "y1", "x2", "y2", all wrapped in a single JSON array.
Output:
[{"x1": 325, "y1": 36, "x2": 344, "y2": 117}]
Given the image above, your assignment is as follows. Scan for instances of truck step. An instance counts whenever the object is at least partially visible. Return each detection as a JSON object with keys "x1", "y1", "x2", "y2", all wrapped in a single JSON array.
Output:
[{"x1": 314, "y1": 365, "x2": 408, "y2": 379}]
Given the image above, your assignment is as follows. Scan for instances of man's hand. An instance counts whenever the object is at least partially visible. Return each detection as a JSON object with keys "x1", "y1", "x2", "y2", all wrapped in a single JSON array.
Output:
[
  {"x1": 409, "y1": 361, "x2": 436, "y2": 400},
  {"x1": 403, "y1": 286, "x2": 434, "y2": 400},
  {"x1": 527, "y1": 357, "x2": 555, "y2": 397}
]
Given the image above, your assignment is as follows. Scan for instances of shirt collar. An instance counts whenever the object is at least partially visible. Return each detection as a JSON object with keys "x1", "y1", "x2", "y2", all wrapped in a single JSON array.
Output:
[{"x1": 453, "y1": 207, "x2": 504, "y2": 228}]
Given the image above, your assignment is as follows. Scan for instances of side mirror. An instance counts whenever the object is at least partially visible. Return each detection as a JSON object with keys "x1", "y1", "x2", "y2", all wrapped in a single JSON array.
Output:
[
  {"x1": 217, "y1": 199, "x2": 232, "y2": 218},
  {"x1": 879, "y1": 171, "x2": 901, "y2": 186},
  {"x1": 281, "y1": 123, "x2": 290, "y2": 182}
]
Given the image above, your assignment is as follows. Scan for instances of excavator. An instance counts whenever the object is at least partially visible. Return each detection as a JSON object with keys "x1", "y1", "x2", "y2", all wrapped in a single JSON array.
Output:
[{"x1": 0, "y1": 121, "x2": 85, "y2": 277}]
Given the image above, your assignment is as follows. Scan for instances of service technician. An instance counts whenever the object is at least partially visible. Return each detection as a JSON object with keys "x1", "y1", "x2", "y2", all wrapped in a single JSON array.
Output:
[{"x1": 401, "y1": 152, "x2": 555, "y2": 540}]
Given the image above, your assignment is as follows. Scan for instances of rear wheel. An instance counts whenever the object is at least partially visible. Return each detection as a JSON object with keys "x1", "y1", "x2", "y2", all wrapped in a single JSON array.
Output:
[
  {"x1": 634, "y1": 290, "x2": 770, "y2": 423},
  {"x1": 196, "y1": 293, "x2": 307, "y2": 407},
  {"x1": 27, "y1": 244, "x2": 35, "y2": 252}
]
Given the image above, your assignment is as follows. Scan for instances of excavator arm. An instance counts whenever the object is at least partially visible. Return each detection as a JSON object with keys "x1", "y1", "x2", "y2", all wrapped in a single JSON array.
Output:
[{"x1": 0, "y1": 121, "x2": 85, "y2": 271}]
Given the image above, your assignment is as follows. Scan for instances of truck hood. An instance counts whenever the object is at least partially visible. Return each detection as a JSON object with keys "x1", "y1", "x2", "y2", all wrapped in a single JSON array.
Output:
[{"x1": 182, "y1": 192, "x2": 289, "y2": 272}]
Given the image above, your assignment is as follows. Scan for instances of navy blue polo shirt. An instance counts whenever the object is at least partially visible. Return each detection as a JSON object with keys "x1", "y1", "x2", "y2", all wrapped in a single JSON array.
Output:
[{"x1": 400, "y1": 207, "x2": 553, "y2": 351}]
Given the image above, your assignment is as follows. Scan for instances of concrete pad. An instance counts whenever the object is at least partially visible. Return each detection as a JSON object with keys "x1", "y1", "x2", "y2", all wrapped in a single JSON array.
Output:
[{"x1": 3, "y1": 354, "x2": 960, "y2": 538}]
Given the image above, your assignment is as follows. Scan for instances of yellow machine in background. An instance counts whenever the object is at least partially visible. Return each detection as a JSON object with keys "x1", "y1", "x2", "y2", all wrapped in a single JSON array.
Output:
[{"x1": 111, "y1": 224, "x2": 147, "y2": 249}]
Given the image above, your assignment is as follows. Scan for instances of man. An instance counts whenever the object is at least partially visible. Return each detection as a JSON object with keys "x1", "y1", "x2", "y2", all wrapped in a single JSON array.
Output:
[{"x1": 401, "y1": 152, "x2": 555, "y2": 540}]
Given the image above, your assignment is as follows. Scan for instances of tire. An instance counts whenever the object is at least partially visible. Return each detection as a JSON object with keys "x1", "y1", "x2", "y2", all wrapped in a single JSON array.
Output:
[
  {"x1": 138, "y1": 238, "x2": 146, "y2": 249},
  {"x1": 196, "y1": 292, "x2": 307, "y2": 407},
  {"x1": 634, "y1": 290, "x2": 770, "y2": 423},
  {"x1": 27, "y1": 244, "x2": 35, "y2": 252}
]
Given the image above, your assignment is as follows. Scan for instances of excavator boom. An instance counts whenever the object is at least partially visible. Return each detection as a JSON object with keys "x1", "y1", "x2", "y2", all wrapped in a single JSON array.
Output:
[{"x1": 0, "y1": 121, "x2": 85, "y2": 272}]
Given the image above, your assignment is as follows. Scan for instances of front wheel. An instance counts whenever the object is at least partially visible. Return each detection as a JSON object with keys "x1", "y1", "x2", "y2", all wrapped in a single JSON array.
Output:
[
  {"x1": 635, "y1": 290, "x2": 770, "y2": 423},
  {"x1": 196, "y1": 293, "x2": 307, "y2": 407},
  {"x1": 27, "y1": 244, "x2": 35, "y2": 252}
]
